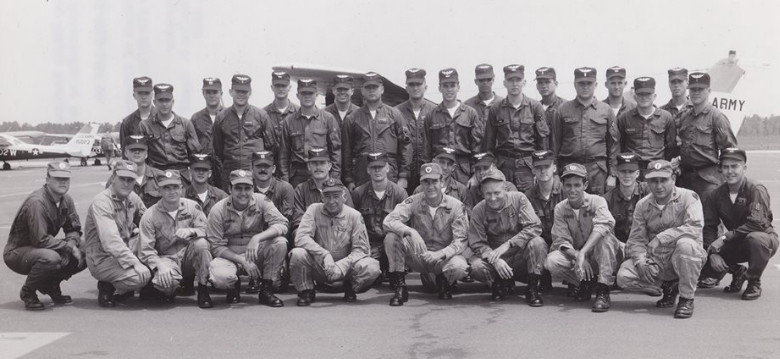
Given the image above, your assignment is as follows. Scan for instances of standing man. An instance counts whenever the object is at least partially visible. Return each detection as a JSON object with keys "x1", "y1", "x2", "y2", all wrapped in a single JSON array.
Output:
[
  {"x1": 325, "y1": 74, "x2": 359, "y2": 127},
  {"x1": 352, "y1": 152, "x2": 409, "y2": 278},
  {"x1": 615, "y1": 77, "x2": 677, "y2": 175},
  {"x1": 383, "y1": 163, "x2": 470, "y2": 305},
  {"x1": 207, "y1": 170, "x2": 289, "y2": 307},
  {"x1": 483, "y1": 64, "x2": 549, "y2": 191},
  {"x1": 535, "y1": 67, "x2": 567, "y2": 140},
  {"x1": 468, "y1": 169, "x2": 547, "y2": 305},
  {"x1": 464, "y1": 64, "x2": 504, "y2": 144},
  {"x1": 184, "y1": 153, "x2": 227, "y2": 216},
  {"x1": 342, "y1": 72, "x2": 413, "y2": 190},
  {"x1": 191, "y1": 77, "x2": 224, "y2": 185},
  {"x1": 120, "y1": 76, "x2": 155, "y2": 153},
  {"x1": 659, "y1": 68, "x2": 691, "y2": 126},
  {"x1": 4, "y1": 161, "x2": 86, "y2": 310},
  {"x1": 602, "y1": 153, "x2": 648, "y2": 245},
  {"x1": 544, "y1": 163, "x2": 619, "y2": 312},
  {"x1": 264, "y1": 71, "x2": 300, "y2": 176},
  {"x1": 279, "y1": 79, "x2": 341, "y2": 188},
  {"x1": 292, "y1": 148, "x2": 354, "y2": 232},
  {"x1": 700, "y1": 148, "x2": 777, "y2": 300},
  {"x1": 603, "y1": 66, "x2": 636, "y2": 119},
  {"x1": 213, "y1": 74, "x2": 276, "y2": 191},
  {"x1": 100, "y1": 134, "x2": 117, "y2": 170},
  {"x1": 395, "y1": 69, "x2": 438, "y2": 192},
  {"x1": 84, "y1": 160, "x2": 150, "y2": 307},
  {"x1": 423, "y1": 68, "x2": 481, "y2": 184},
  {"x1": 291, "y1": 178, "x2": 381, "y2": 305},
  {"x1": 616, "y1": 160, "x2": 705, "y2": 319},
  {"x1": 552, "y1": 67, "x2": 619, "y2": 195},
  {"x1": 139, "y1": 83, "x2": 201, "y2": 181},
  {"x1": 138, "y1": 170, "x2": 213, "y2": 308},
  {"x1": 677, "y1": 71, "x2": 738, "y2": 199}
]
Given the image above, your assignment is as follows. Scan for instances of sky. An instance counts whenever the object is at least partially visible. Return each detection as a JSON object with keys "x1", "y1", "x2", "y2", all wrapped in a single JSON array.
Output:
[{"x1": 1, "y1": 0, "x2": 778, "y2": 125}]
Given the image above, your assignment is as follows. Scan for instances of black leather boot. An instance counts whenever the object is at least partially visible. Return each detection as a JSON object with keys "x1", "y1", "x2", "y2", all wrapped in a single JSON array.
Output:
[
  {"x1": 197, "y1": 283, "x2": 213, "y2": 308},
  {"x1": 742, "y1": 278, "x2": 762, "y2": 300},
  {"x1": 566, "y1": 283, "x2": 579, "y2": 298},
  {"x1": 656, "y1": 280, "x2": 679, "y2": 308},
  {"x1": 45, "y1": 281, "x2": 72, "y2": 304},
  {"x1": 724, "y1": 265, "x2": 748, "y2": 293},
  {"x1": 490, "y1": 281, "x2": 505, "y2": 302},
  {"x1": 592, "y1": 283, "x2": 611, "y2": 313},
  {"x1": 525, "y1": 275, "x2": 544, "y2": 307},
  {"x1": 258, "y1": 280, "x2": 284, "y2": 307},
  {"x1": 97, "y1": 281, "x2": 116, "y2": 308},
  {"x1": 674, "y1": 297, "x2": 694, "y2": 318},
  {"x1": 20, "y1": 285, "x2": 45, "y2": 311},
  {"x1": 297, "y1": 289, "x2": 315, "y2": 306},
  {"x1": 176, "y1": 276, "x2": 196, "y2": 296},
  {"x1": 436, "y1": 274, "x2": 452, "y2": 300},
  {"x1": 226, "y1": 280, "x2": 241, "y2": 304},
  {"x1": 574, "y1": 280, "x2": 592, "y2": 302},
  {"x1": 343, "y1": 278, "x2": 357, "y2": 303},
  {"x1": 245, "y1": 279, "x2": 260, "y2": 294},
  {"x1": 539, "y1": 270, "x2": 553, "y2": 293},
  {"x1": 389, "y1": 272, "x2": 408, "y2": 306}
]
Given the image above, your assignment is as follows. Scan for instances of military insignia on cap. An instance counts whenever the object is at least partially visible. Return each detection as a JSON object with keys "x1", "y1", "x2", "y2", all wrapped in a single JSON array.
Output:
[
  {"x1": 441, "y1": 70, "x2": 455, "y2": 76},
  {"x1": 619, "y1": 154, "x2": 635, "y2": 159},
  {"x1": 58, "y1": 162, "x2": 67, "y2": 169},
  {"x1": 126, "y1": 164, "x2": 134, "y2": 170},
  {"x1": 474, "y1": 153, "x2": 487, "y2": 159},
  {"x1": 578, "y1": 68, "x2": 593, "y2": 74},
  {"x1": 533, "y1": 151, "x2": 546, "y2": 156},
  {"x1": 137, "y1": 78, "x2": 150, "y2": 84},
  {"x1": 425, "y1": 166, "x2": 433, "y2": 173},
  {"x1": 637, "y1": 77, "x2": 651, "y2": 82},
  {"x1": 442, "y1": 147, "x2": 455, "y2": 154},
  {"x1": 326, "y1": 178, "x2": 335, "y2": 186},
  {"x1": 235, "y1": 76, "x2": 250, "y2": 82},
  {"x1": 569, "y1": 165, "x2": 577, "y2": 170},
  {"x1": 238, "y1": 170, "x2": 246, "y2": 177},
  {"x1": 654, "y1": 163, "x2": 662, "y2": 170},
  {"x1": 194, "y1": 154, "x2": 207, "y2": 160},
  {"x1": 538, "y1": 67, "x2": 549, "y2": 73},
  {"x1": 477, "y1": 65, "x2": 491, "y2": 69},
  {"x1": 408, "y1": 68, "x2": 423, "y2": 73},
  {"x1": 691, "y1": 73, "x2": 705, "y2": 79},
  {"x1": 273, "y1": 72, "x2": 286, "y2": 77},
  {"x1": 369, "y1": 152, "x2": 383, "y2": 157},
  {"x1": 130, "y1": 135, "x2": 144, "y2": 140},
  {"x1": 336, "y1": 74, "x2": 349, "y2": 79},
  {"x1": 157, "y1": 84, "x2": 171, "y2": 90},
  {"x1": 507, "y1": 65, "x2": 521, "y2": 71},
  {"x1": 165, "y1": 171, "x2": 173, "y2": 178},
  {"x1": 724, "y1": 147, "x2": 739, "y2": 153}
]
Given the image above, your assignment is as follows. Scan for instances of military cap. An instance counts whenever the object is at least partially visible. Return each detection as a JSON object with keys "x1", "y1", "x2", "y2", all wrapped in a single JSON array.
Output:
[
  {"x1": 157, "y1": 170, "x2": 182, "y2": 187},
  {"x1": 616, "y1": 153, "x2": 640, "y2": 171},
  {"x1": 231, "y1": 74, "x2": 252, "y2": 91},
  {"x1": 474, "y1": 64, "x2": 495, "y2": 80},
  {"x1": 434, "y1": 147, "x2": 457, "y2": 163},
  {"x1": 366, "y1": 152, "x2": 388, "y2": 167},
  {"x1": 503, "y1": 64, "x2": 525, "y2": 80},
  {"x1": 668, "y1": 67, "x2": 688, "y2": 82},
  {"x1": 202, "y1": 77, "x2": 222, "y2": 91},
  {"x1": 252, "y1": 150, "x2": 274, "y2": 166},
  {"x1": 420, "y1": 163, "x2": 443, "y2": 180},
  {"x1": 535, "y1": 67, "x2": 557, "y2": 80},
  {"x1": 363, "y1": 72, "x2": 383, "y2": 87},
  {"x1": 645, "y1": 160, "x2": 674, "y2": 179},
  {"x1": 307, "y1": 147, "x2": 329, "y2": 162},
  {"x1": 190, "y1": 153, "x2": 213, "y2": 169},
  {"x1": 405, "y1": 68, "x2": 427, "y2": 84},
  {"x1": 153, "y1": 83, "x2": 174, "y2": 100},
  {"x1": 561, "y1": 163, "x2": 588, "y2": 179},
  {"x1": 113, "y1": 160, "x2": 139, "y2": 179},
  {"x1": 606, "y1": 66, "x2": 627, "y2": 80},
  {"x1": 321, "y1": 177, "x2": 346, "y2": 194},
  {"x1": 479, "y1": 168, "x2": 506, "y2": 183},
  {"x1": 133, "y1": 76, "x2": 153, "y2": 92},
  {"x1": 47, "y1": 160, "x2": 71, "y2": 178},
  {"x1": 271, "y1": 71, "x2": 291, "y2": 85},
  {"x1": 574, "y1": 67, "x2": 597, "y2": 83},
  {"x1": 333, "y1": 74, "x2": 354, "y2": 89},
  {"x1": 720, "y1": 147, "x2": 747, "y2": 163},
  {"x1": 687, "y1": 72, "x2": 710, "y2": 89},
  {"x1": 473, "y1": 152, "x2": 496, "y2": 167},
  {"x1": 297, "y1": 78, "x2": 317, "y2": 93},
  {"x1": 125, "y1": 135, "x2": 148, "y2": 150},
  {"x1": 531, "y1": 150, "x2": 554, "y2": 166},
  {"x1": 229, "y1": 169, "x2": 253, "y2": 186},
  {"x1": 633, "y1": 77, "x2": 656, "y2": 95},
  {"x1": 439, "y1": 68, "x2": 459, "y2": 84}
]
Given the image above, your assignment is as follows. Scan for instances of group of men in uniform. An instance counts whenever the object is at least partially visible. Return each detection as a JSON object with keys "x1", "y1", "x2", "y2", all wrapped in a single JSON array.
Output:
[{"x1": 4, "y1": 64, "x2": 776, "y2": 320}]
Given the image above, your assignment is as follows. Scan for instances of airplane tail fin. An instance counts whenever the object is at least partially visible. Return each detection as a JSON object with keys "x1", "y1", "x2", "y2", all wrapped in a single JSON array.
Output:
[{"x1": 65, "y1": 123, "x2": 100, "y2": 157}]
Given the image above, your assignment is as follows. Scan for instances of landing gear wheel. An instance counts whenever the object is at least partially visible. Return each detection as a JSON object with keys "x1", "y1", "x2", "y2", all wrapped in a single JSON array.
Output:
[
  {"x1": 2, "y1": 162, "x2": 10, "y2": 170},
  {"x1": 80, "y1": 158, "x2": 87, "y2": 166},
  {"x1": 94, "y1": 159, "x2": 102, "y2": 166}
]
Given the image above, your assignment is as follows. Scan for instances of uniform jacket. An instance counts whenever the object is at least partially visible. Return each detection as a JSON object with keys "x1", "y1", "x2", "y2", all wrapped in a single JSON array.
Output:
[
  {"x1": 466, "y1": 180, "x2": 517, "y2": 211},
  {"x1": 413, "y1": 177, "x2": 470, "y2": 209},
  {"x1": 207, "y1": 193, "x2": 289, "y2": 257},
  {"x1": 602, "y1": 182, "x2": 649, "y2": 242},
  {"x1": 602, "y1": 96, "x2": 637, "y2": 119},
  {"x1": 264, "y1": 101, "x2": 300, "y2": 154},
  {"x1": 659, "y1": 99, "x2": 692, "y2": 128},
  {"x1": 395, "y1": 99, "x2": 438, "y2": 176},
  {"x1": 295, "y1": 203, "x2": 370, "y2": 272},
  {"x1": 212, "y1": 104, "x2": 275, "y2": 172},
  {"x1": 352, "y1": 180, "x2": 409, "y2": 243},
  {"x1": 422, "y1": 101, "x2": 481, "y2": 163},
  {"x1": 524, "y1": 177, "x2": 565, "y2": 244},
  {"x1": 84, "y1": 189, "x2": 146, "y2": 270},
  {"x1": 120, "y1": 106, "x2": 156, "y2": 153},
  {"x1": 105, "y1": 164, "x2": 164, "y2": 209},
  {"x1": 551, "y1": 193, "x2": 616, "y2": 251},
  {"x1": 4, "y1": 186, "x2": 81, "y2": 255},
  {"x1": 279, "y1": 108, "x2": 342, "y2": 181},
  {"x1": 678, "y1": 103, "x2": 737, "y2": 168},
  {"x1": 184, "y1": 184, "x2": 228, "y2": 216},
  {"x1": 464, "y1": 93, "x2": 504, "y2": 144},
  {"x1": 190, "y1": 105, "x2": 224, "y2": 155},
  {"x1": 616, "y1": 107, "x2": 677, "y2": 161},
  {"x1": 139, "y1": 198, "x2": 208, "y2": 270},
  {"x1": 552, "y1": 98, "x2": 619, "y2": 175},
  {"x1": 293, "y1": 178, "x2": 354, "y2": 229},
  {"x1": 325, "y1": 102, "x2": 360, "y2": 128},
  {"x1": 468, "y1": 191, "x2": 542, "y2": 258},
  {"x1": 483, "y1": 95, "x2": 550, "y2": 156},
  {"x1": 703, "y1": 178, "x2": 775, "y2": 248},
  {"x1": 139, "y1": 112, "x2": 201, "y2": 168}
]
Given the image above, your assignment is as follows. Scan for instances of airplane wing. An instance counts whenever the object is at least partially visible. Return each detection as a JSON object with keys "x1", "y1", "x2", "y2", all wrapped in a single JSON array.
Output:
[{"x1": 272, "y1": 63, "x2": 410, "y2": 106}]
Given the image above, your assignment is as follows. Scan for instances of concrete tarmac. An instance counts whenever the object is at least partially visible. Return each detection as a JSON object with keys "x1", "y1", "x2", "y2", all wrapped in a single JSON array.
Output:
[{"x1": 0, "y1": 156, "x2": 779, "y2": 359}]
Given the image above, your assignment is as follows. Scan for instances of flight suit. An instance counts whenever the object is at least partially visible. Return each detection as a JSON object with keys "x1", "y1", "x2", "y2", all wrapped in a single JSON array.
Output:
[
  {"x1": 106, "y1": 165, "x2": 165, "y2": 208},
  {"x1": 279, "y1": 109, "x2": 342, "y2": 188},
  {"x1": 352, "y1": 180, "x2": 408, "y2": 268},
  {"x1": 325, "y1": 102, "x2": 359, "y2": 128},
  {"x1": 602, "y1": 182, "x2": 649, "y2": 244},
  {"x1": 615, "y1": 108, "x2": 678, "y2": 173},
  {"x1": 184, "y1": 184, "x2": 228, "y2": 216},
  {"x1": 190, "y1": 106, "x2": 224, "y2": 156},
  {"x1": 524, "y1": 177, "x2": 565, "y2": 246},
  {"x1": 395, "y1": 99, "x2": 438, "y2": 192},
  {"x1": 422, "y1": 102, "x2": 481, "y2": 184},
  {"x1": 139, "y1": 113, "x2": 201, "y2": 175},
  {"x1": 292, "y1": 178, "x2": 354, "y2": 230},
  {"x1": 212, "y1": 105, "x2": 275, "y2": 190},
  {"x1": 464, "y1": 92, "x2": 504, "y2": 145},
  {"x1": 465, "y1": 180, "x2": 517, "y2": 211},
  {"x1": 254, "y1": 177, "x2": 295, "y2": 223},
  {"x1": 413, "y1": 176, "x2": 471, "y2": 211},
  {"x1": 120, "y1": 106, "x2": 156, "y2": 155}
]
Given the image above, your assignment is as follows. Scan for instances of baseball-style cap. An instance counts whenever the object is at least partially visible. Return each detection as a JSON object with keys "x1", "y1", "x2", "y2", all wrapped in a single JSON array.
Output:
[
  {"x1": 434, "y1": 147, "x2": 457, "y2": 163},
  {"x1": 606, "y1": 66, "x2": 627, "y2": 80},
  {"x1": 125, "y1": 135, "x2": 148, "y2": 150},
  {"x1": 298, "y1": 79, "x2": 317, "y2": 93},
  {"x1": 271, "y1": 71, "x2": 291, "y2": 85},
  {"x1": 190, "y1": 153, "x2": 213, "y2": 169},
  {"x1": 720, "y1": 147, "x2": 747, "y2": 163},
  {"x1": 503, "y1": 64, "x2": 525, "y2": 80},
  {"x1": 133, "y1": 76, "x2": 153, "y2": 92},
  {"x1": 333, "y1": 74, "x2": 354, "y2": 89},
  {"x1": 253, "y1": 151, "x2": 274, "y2": 166},
  {"x1": 321, "y1": 177, "x2": 346, "y2": 194},
  {"x1": 113, "y1": 160, "x2": 139, "y2": 179},
  {"x1": 645, "y1": 160, "x2": 674, "y2": 179},
  {"x1": 405, "y1": 68, "x2": 427, "y2": 84},
  {"x1": 616, "y1": 153, "x2": 640, "y2": 171},
  {"x1": 230, "y1": 169, "x2": 253, "y2": 186},
  {"x1": 479, "y1": 168, "x2": 506, "y2": 183},
  {"x1": 531, "y1": 150, "x2": 554, "y2": 167},
  {"x1": 363, "y1": 72, "x2": 383, "y2": 87},
  {"x1": 574, "y1": 67, "x2": 597, "y2": 83},
  {"x1": 439, "y1": 68, "x2": 459, "y2": 84},
  {"x1": 668, "y1": 67, "x2": 688, "y2": 82},
  {"x1": 687, "y1": 72, "x2": 710, "y2": 89},
  {"x1": 474, "y1": 64, "x2": 495, "y2": 80},
  {"x1": 420, "y1": 163, "x2": 443, "y2": 180},
  {"x1": 157, "y1": 170, "x2": 182, "y2": 187},
  {"x1": 634, "y1": 77, "x2": 656, "y2": 95},
  {"x1": 473, "y1": 152, "x2": 496, "y2": 167},
  {"x1": 232, "y1": 74, "x2": 252, "y2": 91},
  {"x1": 561, "y1": 163, "x2": 588, "y2": 179},
  {"x1": 535, "y1": 67, "x2": 557, "y2": 80},
  {"x1": 153, "y1": 83, "x2": 174, "y2": 100},
  {"x1": 47, "y1": 160, "x2": 71, "y2": 178},
  {"x1": 202, "y1": 77, "x2": 222, "y2": 91},
  {"x1": 366, "y1": 152, "x2": 388, "y2": 167},
  {"x1": 307, "y1": 148, "x2": 329, "y2": 162}
]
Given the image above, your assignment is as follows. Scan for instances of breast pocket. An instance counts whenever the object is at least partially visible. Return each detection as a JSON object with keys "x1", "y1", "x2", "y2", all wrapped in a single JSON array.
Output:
[
  {"x1": 309, "y1": 127, "x2": 329, "y2": 148},
  {"x1": 429, "y1": 120, "x2": 448, "y2": 145},
  {"x1": 289, "y1": 131, "x2": 305, "y2": 152},
  {"x1": 693, "y1": 123, "x2": 713, "y2": 146},
  {"x1": 170, "y1": 126, "x2": 187, "y2": 143},
  {"x1": 649, "y1": 125, "x2": 667, "y2": 148}
]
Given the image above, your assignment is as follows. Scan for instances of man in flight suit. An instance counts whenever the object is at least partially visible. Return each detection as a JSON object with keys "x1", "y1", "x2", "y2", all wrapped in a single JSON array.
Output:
[
  {"x1": 325, "y1": 74, "x2": 359, "y2": 128},
  {"x1": 120, "y1": 76, "x2": 155, "y2": 153},
  {"x1": 602, "y1": 66, "x2": 636, "y2": 119},
  {"x1": 395, "y1": 69, "x2": 438, "y2": 193},
  {"x1": 264, "y1": 71, "x2": 300, "y2": 175},
  {"x1": 535, "y1": 67, "x2": 567, "y2": 143},
  {"x1": 190, "y1": 77, "x2": 224, "y2": 185},
  {"x1": 659, "y1": 68, "x2": 692, "y2": 126},
  {"x1": 464, "y1": 64, "x2": 504, "y2": 144}
]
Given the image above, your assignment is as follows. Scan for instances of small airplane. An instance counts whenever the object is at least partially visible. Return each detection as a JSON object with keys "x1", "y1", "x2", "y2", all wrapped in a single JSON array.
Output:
[{"x1": 0, "y1": 122, "x2": 101, "y2": 170}]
